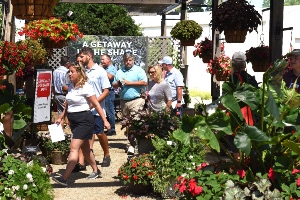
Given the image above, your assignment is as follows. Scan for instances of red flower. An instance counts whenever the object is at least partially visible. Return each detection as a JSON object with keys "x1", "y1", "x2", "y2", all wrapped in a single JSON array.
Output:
[
  {"x1": 133, "y1": 175, "x2": 138, "y2": 180},
  {"x1": 237, "y1": 170, "x2": 246, "y2": 179},
  {"x1": 297, "y1": 178, "x2": 300, "y2": 187},
  {"x1": 268, "y1": 168, "x2": 275, "y2": 181},
  {"x1": 131, "y1": 162, "x2": 137, "y2": 168},
  {"x1": 123, "y1": 175, "x2": 129, "y2": 180},
  {"x1": 292, "y1": 169, "x2": 300, "y2": 174}
]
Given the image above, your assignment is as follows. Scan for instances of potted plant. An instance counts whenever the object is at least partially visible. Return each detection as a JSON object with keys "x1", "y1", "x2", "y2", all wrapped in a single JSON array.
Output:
[
  {"x1": 210, "y1": 0, "x2": 262, "y2": 43},
  {"x1": 193, "y1": 37, "x2": 213, "y2": 63},
  {"x1": 117, "y1": 154, "x2": 154, "y2": 194},
  {"x1": 121, "y1": 109, "x2": 181, "y2": 154},
  {"x1": 170, "y1": 20, "x2": 203, "y2": 46},
  {"x1": 206, "y1": 54, "x2": 231, "y2": 81},
  {"x1": 38, "y1": 132, "x2": 71, "y2": 164},
  {"x1": 18, "y1": 17, "x2": 83, "y2": 49},
  {"x1": 245, "y1": 45, "x2": 270, "y2": 72}
]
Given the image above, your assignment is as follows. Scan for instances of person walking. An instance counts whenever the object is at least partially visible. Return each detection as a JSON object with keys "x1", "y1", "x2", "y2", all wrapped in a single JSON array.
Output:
[
  {"x1": 147, "y1": 64, "x2": 172, "y2": 111},
  {"x1": 81, "y1": 47, "x2": 112, "y2": 167},
  {"x1": 101, "y1": 54, "x2": 117, "y2": 136},
  {"x1": 52, "y1": 63, "x2": 110, "y2": 186},
  {"x1": 52, "y1": 56, "x2": 70, "y2": 130},
  {"x1": 159, "y1": 56, "x2": 185, "y2": 116},
  {"x1": 112, "y1": 52, "x2": 147, "y2": 155}
]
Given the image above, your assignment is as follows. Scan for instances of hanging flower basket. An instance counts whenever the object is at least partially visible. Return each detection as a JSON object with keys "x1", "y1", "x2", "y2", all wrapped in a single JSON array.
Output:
[
  {"x1": 201, "y1": 55, "x2": 211, "y2": 63},
  {"x1": 180, "y1": 39, "x2": 196, "y2": 46},
  {"x1": 251, "y1": 60, "x2": 270, "y2": 72},
  {"x1": 42, "y1": 38, "x2": 68, "y2": 49},
  {"x1": 215, "y1": 74, "x2": 229, "y2": 81},
  {"x1": 11, "y1": 0, "x2": 58, "y2": 20},
  {"x1": 193, "y1": 37, "x2": 213, "y2": 63},
  {"x1": 224, "y1": 30, "x2": 248, "y2": 43}
]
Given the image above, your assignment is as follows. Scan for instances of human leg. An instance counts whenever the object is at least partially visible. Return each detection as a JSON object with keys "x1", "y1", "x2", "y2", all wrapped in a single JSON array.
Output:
[
  {"x1": 105, "y1": 91, "x2": 116, "y2": 135},
  {"x1": 81, "y1": 140, "x2": 99, "y2": 173}
]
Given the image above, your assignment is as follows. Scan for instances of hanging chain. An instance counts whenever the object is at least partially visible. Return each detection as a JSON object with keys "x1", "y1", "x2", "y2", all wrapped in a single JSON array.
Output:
[{"x1": 260, "y1": 10, "x2": 264, "y2": 46}]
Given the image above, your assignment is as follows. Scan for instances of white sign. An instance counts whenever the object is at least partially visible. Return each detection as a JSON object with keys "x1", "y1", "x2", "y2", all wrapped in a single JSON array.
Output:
[{"x1": 33, "y1": 69, "x2": 52, "y2": 124}]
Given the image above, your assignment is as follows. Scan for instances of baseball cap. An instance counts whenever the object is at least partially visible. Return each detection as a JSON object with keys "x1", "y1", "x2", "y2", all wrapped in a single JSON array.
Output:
[
  {"x1": 290, "y1": 49, "x2": 300, "y2": 56},
  {"x1": 158, "y1": 56, "x2": 173, "y2": 65},
  {"x1": 232, "y1": 52, "x2": 246, "y2": 62}
]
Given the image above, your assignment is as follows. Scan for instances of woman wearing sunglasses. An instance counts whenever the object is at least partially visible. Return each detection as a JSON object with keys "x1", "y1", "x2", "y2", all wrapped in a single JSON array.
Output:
[{"x1": 147, "y1": 65, "x2": 172, "y2": 112}]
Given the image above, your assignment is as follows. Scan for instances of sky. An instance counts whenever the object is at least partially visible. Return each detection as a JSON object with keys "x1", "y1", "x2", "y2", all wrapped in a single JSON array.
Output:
[{"x1": 249, "y1": 0, "x2": 263, "y2": 8}]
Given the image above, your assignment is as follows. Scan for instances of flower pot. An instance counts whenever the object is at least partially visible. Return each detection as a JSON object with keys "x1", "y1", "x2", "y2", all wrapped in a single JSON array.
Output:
[
  {"x1": 137, "y1": 138, "x2": 155, "y2": 155},
  {"x1": 42, "y1": 38, "x2": 68, "y2": 49},
  {"x1": 49, "y1": 150, "x2": 69, "y2": 165},
  {"x1": 251, "y1": 60, "x2": 270, "y2": 72},
  {"x1": 180, "y1": 39, "x2": 196, "y2": 46},
  {"x1": 224, "y1": 30, "x2": 247, "y2": 43},
  {"x1": 126, "y1": 180, "x2": 153, "y2": 195},
  {"x1": 215, "y1": 74, "x2": 228, "y2": 81},
  {"x1": 201, "y1": 55, "x2": 211, "y2": 63},
  {"x1": 11, "y1": 0, "x2": 57, "y2": 20}
]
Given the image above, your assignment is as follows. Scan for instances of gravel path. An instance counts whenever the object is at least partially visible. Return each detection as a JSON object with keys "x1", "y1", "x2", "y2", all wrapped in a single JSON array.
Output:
[{"x1": 50, "y1": 122, "x2": 163, "y2": 200}]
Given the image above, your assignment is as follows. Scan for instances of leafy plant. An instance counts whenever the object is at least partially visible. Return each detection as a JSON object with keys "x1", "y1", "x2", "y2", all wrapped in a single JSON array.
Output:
[
  {"x1": 245, "y1": 44, "x2": 270, "y2": 63},
  {"x1": 170, "y1": 20, "x2": 203, "y2": 40},
  {"x1": 210, "y1": 0, "x2": 262, "y2": 34},
  {"x1": 0, "y1": 150, "x2": 54, "y2": 199},
  {"x1": 121, "y1": 109, "x2": 181, "y2": 140},
  {"x1": 118, "y1": 154, "x2": 154, "y2": 186},
  {"x1": 206, "y1": 54, "x2": 232, "y2": 76},
  {"x1": 18, "y1": 17, "x2": 83, "y2": 43},
  {"x1": 38, "y1": 132, "x2": 71, "y2": 154},
  {"x1": 193, "y1": 37, "x2": 213, "y2": 58}
]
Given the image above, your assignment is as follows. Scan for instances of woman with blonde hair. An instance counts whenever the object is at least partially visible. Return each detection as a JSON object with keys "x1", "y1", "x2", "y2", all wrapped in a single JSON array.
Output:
[
  {"x1": 147, "y1": 65, "x2": 172, "y2": 111},
  {"x1": 52, "y1": 63, "x2": 110, "y2": 186}
]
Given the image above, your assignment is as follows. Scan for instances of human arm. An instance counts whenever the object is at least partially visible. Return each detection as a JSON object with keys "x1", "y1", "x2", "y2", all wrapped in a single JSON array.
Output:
[
  {"x1": 88, "y1": 94, "x2": 111, "y2": 130},
  {"x1": 176, "y1": 86, "x2": 183, "y2": 109},
  {"x1": 56, "y1": 103, "x2": 68, "y2": 124}
]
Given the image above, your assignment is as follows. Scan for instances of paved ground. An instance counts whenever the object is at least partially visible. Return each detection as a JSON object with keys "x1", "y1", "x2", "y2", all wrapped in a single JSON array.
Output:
[{"x1": 50, "y1": 122, "x2": 162, "y2": 200}]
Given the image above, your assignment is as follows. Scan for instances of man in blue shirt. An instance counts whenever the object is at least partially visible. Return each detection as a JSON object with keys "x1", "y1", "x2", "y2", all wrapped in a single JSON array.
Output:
[
  {"x1": 101, "y1": 54, "x2": 117, "y2": 136},
  {"x1": 112, "y1": 52, "x2": 147, "y2": 154},
  {"x1": 159, "y1": 56, "x2": 185, "y2": 116}
]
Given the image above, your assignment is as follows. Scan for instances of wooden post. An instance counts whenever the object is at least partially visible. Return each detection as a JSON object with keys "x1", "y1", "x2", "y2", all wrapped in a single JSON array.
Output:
[
  {"x1": 269, "y1": 0, "x2": 284, "y2": 64},
  {"x1": 161, "y1": 13, "x2": 166, "y2": 36},
  {"x1": 180, "y1": 0, "x2": 188, "y2": 85}
]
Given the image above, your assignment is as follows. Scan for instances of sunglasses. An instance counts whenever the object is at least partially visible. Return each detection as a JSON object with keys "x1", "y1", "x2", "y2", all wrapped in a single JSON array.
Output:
[{"x1": 148, "y1": 71, "x2": 156, "y2": 75}]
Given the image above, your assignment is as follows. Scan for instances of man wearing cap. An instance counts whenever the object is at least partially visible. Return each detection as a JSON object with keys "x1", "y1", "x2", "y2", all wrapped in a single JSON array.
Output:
[
  {"x1": 112, "y1": 52, "x2": 147, "y2": 155},
  {"x1": 159, "y1": 56, "x2": 185, "y2": 116},
  {"x1": 283, "y1": 49, "x2": 300, "y2": 92}
]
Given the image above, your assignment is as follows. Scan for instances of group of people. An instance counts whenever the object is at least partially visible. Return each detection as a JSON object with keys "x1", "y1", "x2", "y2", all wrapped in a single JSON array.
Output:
[{"x1": 51, "y1": 47, "x2": 185, "y2": 186}]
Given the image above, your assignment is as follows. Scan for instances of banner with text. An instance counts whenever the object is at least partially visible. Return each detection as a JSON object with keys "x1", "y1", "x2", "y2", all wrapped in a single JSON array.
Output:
[
  {"x1": 67, "y1": 36, "x2": 148, "y2": 70},
  {"x1": 33, "y1": 69, "x2": 52, "y2": 124}
]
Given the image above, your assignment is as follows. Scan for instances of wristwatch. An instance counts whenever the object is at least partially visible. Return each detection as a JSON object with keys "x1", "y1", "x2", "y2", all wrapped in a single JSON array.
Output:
[{"x1": 177, "y1": 100, "x2": 181, "y2": 103}]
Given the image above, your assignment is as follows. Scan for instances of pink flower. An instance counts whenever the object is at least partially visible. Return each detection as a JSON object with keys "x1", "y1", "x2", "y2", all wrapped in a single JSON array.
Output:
[
  {"x1": 297, "y1": 178, "x2": 300, "y2": 187},
  {"x1": 237, "y1": 170, "x2": 246, "y2": 179},
  {"x1": 179, "y1": 185, "x2": 186, "y2": 193},
  {"x1": 292, "y1": 169, "x2": 300, "y2": 174},
  {"x1": 268, "y1": 168, "x2": 275, "y2": 181}
]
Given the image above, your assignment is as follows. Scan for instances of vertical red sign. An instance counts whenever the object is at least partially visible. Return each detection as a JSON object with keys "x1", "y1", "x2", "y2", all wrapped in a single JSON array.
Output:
[{"x1": 36, "y1": 73, "x2": 51, "y2": 99}]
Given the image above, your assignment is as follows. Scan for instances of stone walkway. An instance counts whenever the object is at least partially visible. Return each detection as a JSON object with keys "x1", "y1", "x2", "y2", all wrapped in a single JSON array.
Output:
[{"x1": 50, "y1": 122, "x2": 162, "y2": 200}]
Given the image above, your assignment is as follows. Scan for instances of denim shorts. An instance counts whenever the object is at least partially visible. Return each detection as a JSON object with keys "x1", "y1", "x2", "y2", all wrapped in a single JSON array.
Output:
[{"x1": 93, "y1": 115, "x2": 104, "y2": 134}]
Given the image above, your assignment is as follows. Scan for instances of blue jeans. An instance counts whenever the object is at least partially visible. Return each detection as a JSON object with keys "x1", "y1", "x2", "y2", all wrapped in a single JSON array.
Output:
[{"x1": 105, "y1": 90, "x2": 116, "y2": 132}]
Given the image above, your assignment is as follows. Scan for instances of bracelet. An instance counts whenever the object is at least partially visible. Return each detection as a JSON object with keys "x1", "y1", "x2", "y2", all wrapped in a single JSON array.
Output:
[{"x1": 177, "y1": 100, "x2": 181, "y2": 103}]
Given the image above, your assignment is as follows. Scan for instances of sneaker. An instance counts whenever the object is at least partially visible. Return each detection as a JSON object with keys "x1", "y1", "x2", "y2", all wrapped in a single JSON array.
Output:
[
  {"x1": 87, "y1": 169, "x2": 102, "y2": 179},
  {"x1": 52, "y1": 176, "x2": 67, "y2": 187},
  {"x1": 127, "y1": 146, "x2": 135, "y2": 155},
  {"x1": 106, "y1": 131, "x2": 116, "y2": 136},
  {"x1": 72, "y1": 163, "x2": 86, "y2": 173},
  {"x1": 101, "y1": 156, "x2": 111, "y2": 167}
]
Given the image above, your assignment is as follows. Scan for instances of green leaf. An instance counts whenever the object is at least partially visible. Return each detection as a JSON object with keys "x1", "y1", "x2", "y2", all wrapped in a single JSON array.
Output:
[
  {"x1": 282, "y1": 140, "x2": 300, "y2": 155},
  {"x1": 196, "y1": 123, "x2": 220, "y2": 152},
  {"x1": 266, "y1": 88, "x2": 280, "y2": 121},
  {"x1": 221, "y1": 94, "x2": 243, "y2": 120},
  {"x1": 173, "y1": 129, "x2": 190, "y2": 146},
  {"x1": 242, "y1": 126, "x2": 270, "y2": 142},
  {"x1": 234, "y1": 132, "x2": 251, "y2": 156}
]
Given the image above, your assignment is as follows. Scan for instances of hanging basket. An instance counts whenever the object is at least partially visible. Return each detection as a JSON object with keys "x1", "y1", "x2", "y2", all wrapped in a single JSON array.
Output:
[
  {"x1": 251, "y1": 60, "x2": 270, "y2": 72},
  {"x1": 201, "y1": 55, "x2": 211, "y2": 63},
  {"x1": 224, "y1": 30, "x2": 248, "y2": 43},
  {"x1": 215, "y1": 74, "x2": 229, "y2": 81},
  {"x1": 180, "y1": 39, "x2": 196, "y2": 46},
  {"x1": 11, "y1": 0, "x2": 57, "y2": 20},
  {"x1": 42, "y1": 38, "x2": 68, "y2": 49}
]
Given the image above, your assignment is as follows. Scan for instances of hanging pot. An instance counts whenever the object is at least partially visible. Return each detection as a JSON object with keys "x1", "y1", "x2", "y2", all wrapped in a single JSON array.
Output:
[
  {"x1": 42, "y1": 38, "x2": 68, "y2": 49},
  {"x1": 180, "y1": 39, "x2": 196, "y2": 46},
  {"x1": 251, "y1": 60, "x2": 270, "y2": 72},
  {"x1": 215, "y1": 74, "x2": 228, "y2": 81},
  {"x1": 224, "y1": 30, "x2": 247, "y2": 43},
  {"x1": 201, "y1": 55, "x2": 211, "y2": 63}
]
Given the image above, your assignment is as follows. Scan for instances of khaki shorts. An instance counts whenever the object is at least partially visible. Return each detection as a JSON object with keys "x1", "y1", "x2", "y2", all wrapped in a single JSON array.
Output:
[{"x1": 120, "y1": 98, "x2": 145, "y2": 117}]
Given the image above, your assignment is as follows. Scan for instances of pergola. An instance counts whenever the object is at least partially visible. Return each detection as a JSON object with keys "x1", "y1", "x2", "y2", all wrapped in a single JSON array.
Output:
[{"x1": 1, "y1": 0, "x2": 287, "y2": 99}]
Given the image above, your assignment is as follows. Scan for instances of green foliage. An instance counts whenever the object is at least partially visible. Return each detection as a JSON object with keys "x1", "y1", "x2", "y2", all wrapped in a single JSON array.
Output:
[
  {"x1": 53, "y1": 3, "x2": 142, "y2": 36},
  {"x1": 170, "y1": 20, "x2": 203, "y2": 40},
  {"x1": 150, "y1": 134, "x2": 207, "y2": 194},
  {"x1": 189, "y1": 89, "x2": 212, "y2": 100},
  {"x1": 263, "y1": 0, "x2": 300, "y2": 7},
  {"x1": 0, "y1": 151, "x2": 53, "y2": 199},
  {"x1": 183, "y1": 86, "x2": 191, "y2": 105},
  {"x1": 117, "y1": 154, "x2": 154, "y2": 186}
]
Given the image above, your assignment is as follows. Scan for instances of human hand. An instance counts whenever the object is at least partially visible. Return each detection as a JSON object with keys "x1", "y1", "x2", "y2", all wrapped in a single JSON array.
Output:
[{"x1": 104, "y1": 121, "x2": 111, "y2": 130}]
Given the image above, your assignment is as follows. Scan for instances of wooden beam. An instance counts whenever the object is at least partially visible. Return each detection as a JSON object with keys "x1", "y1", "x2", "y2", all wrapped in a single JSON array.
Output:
[
  {"x1": 59, "y1": 0, "x2": 176, "y2": 4},
  {"x1": 269, "y1": 0, "x2": 284, "y2": 63}
]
